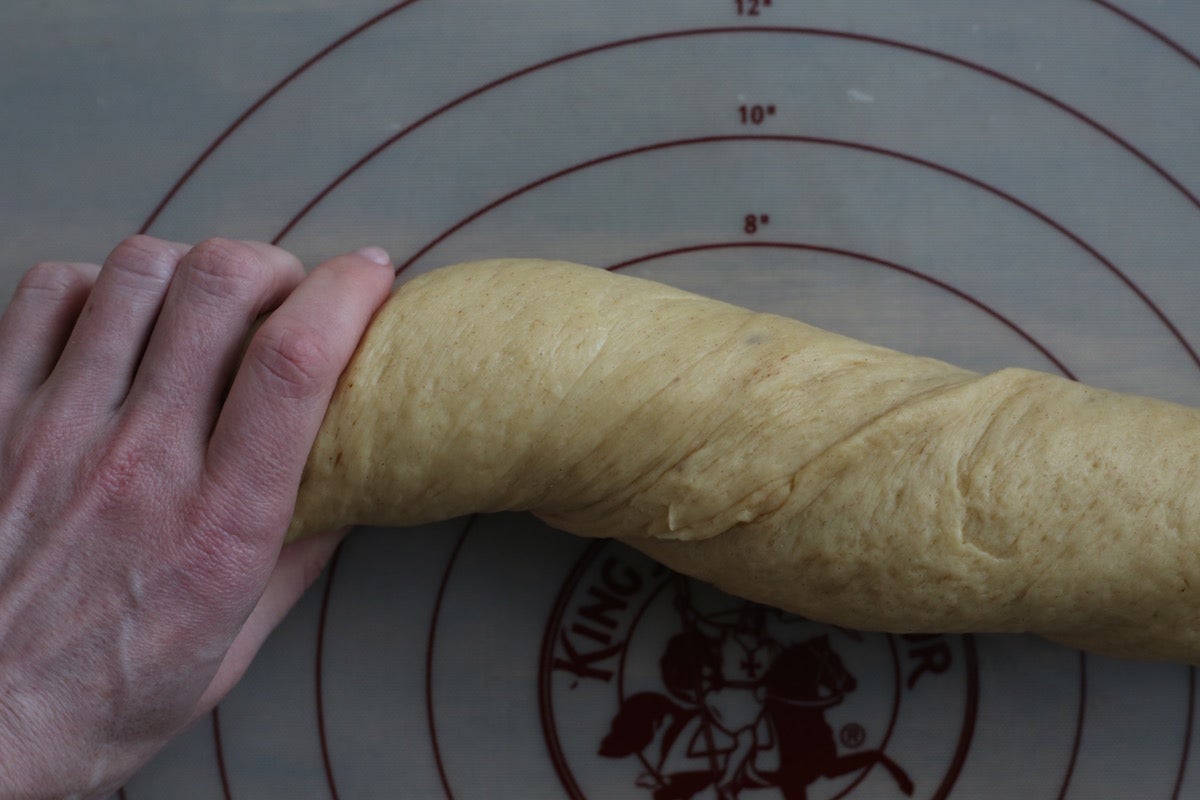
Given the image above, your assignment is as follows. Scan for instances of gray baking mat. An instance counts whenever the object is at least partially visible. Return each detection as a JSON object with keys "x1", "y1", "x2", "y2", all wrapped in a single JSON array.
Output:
[{"x1": 3, "y1": 2, "x2": 1199, "y2": 798}]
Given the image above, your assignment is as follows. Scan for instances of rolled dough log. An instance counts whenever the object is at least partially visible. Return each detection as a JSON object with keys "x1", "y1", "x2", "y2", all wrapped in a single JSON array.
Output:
[{"x1": 289, "y1": 259, "x2": 1200, "y2": 663}]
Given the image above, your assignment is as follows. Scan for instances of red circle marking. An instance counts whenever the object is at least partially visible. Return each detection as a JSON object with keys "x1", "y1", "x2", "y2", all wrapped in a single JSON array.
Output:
[
  {"x1": 138, "y1": 0, "x2": 427, "y2": 233},
  {"x1": 1057, "y1": 652, "x2": 1087, "y2": 800},
  {"x1": 607, "y1": 242, "x2": 1075, "y2": 379},
  {"x1": 1173, "y1": 668, "x2": 1197, "y2": 800},
  {"x1": 212, "y1": 708, "x2": 233, "y2": 800},
  {"x1": 312, "y1": 518, "x2": 475, "y2": 800},
  {"x1": 425, "y1": 519, "x2": 478, "y2": 800},
  {"x1": 267, "y1": 26, "x2": 1200, "y2": 246},
  {"x1": 315, "y1": 542, "x2": 347, "y2": 800},
  {"x1": 1092, "y1": 0, "x2": 1200, "y2": 71},
  {"x1": 535, "y1": 541, "x2": 606, "y2": 800}
]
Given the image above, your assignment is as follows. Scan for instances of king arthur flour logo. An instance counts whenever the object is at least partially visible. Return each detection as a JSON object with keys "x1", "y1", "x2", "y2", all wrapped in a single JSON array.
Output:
[{"x1": 538, "y1": 541, "x2": 978, "y2": 800}]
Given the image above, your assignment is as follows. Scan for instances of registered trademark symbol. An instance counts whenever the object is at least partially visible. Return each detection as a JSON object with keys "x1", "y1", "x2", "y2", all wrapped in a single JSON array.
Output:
[{"x1": 840, "y1": 722, "x2": 867, "y2": 749}]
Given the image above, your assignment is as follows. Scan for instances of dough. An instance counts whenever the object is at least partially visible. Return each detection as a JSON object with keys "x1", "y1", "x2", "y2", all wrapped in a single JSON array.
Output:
[{"x1": 289, "y1": 259, "x2": 1200, "y2": 663}]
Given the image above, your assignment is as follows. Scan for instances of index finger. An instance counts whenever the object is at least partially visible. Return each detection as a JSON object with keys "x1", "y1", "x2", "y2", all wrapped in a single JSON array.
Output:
[{"x1": 204, "y1": 248, "x2": 395, "y2": 532}]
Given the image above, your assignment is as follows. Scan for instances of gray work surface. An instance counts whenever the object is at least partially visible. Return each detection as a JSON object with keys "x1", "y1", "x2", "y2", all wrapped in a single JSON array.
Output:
[{"x1": 3, "y1": 2, "x2": 1200, "y2": 798}]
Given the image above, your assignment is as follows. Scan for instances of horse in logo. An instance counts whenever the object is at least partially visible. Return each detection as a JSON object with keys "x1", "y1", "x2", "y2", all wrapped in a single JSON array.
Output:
[
  {"x1": 599, "y1": 586, "x2": 913, "y2": 799},
  {"x1": 759, "y1": 636, "x2": 914, "y2": 798}
]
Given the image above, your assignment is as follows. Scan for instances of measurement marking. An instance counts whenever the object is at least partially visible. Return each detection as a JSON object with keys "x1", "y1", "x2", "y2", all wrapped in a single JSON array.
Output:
[
  {"x1": 390, "y1": 133, "x2": 1200, "y2": 372},
  {"x1": 743, "y1": 213, "x2": 770, "y2": 234},
  {"x1": 735, "y1": 0, "x2": 773, "y2": 17},
  {"x1": 267, "y1": 27, "x2": 1200, "y2": 248},
  {"x1": 739, "y1": 103, "x2": 777, "y2": 125}
]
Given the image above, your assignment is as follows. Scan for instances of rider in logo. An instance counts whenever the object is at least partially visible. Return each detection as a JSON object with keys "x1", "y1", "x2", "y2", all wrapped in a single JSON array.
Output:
[{"x1": 683, "y1": 600, "x2": 779, "y2": 798}]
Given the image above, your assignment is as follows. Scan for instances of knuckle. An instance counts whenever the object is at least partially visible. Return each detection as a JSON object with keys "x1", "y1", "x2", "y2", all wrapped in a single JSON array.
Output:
[
  {"x1": 105, "y1": 235, "x2": 181, "y2": 284},
  {"x1": 184, "y1": 238, "x2": 262, "y2": 297},
  {"x1": 179, "y1": 500, "x2": 263, "y2": 584},
  {"x1": 172, "y1": 486, "x2": 280, "y2": 601},
  {"x1": 16, "y1": 261, "x2": 93, "y2": 300},
  {"x1": 90, "y1": 437, "x2": 159, "y2": 512},
  {"x1": 249, "y1": 323, "x2": 336, "y2": 399},
  {"x1": 84, "y1": 419, "x2": 183, "y2": 514}
]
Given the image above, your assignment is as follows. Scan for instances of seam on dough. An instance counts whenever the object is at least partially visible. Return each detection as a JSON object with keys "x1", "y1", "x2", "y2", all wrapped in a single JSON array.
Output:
[
  {"x1": 643, "y1": 372, "x2": 980, "y2": 542},
  {"x1": 654, "y1": 474, "x2": 795, "y2": 540},
  {"x1": 646, "y1": 366, "x2": 983, "y2": 545},
  {"x1": 493, "y1": 280, "x2": 636, "y2": 500},
  {"x1": 551, "y1": 310, "x2": 821, "y2": 530},
  {"x1": 954, "y1": 371, "x2": 1045, "y2": 559},
  {"x1": 793, "y1": 375, "x2": 975, "y2": 484},
  {"x1": 535, "y1": 308, "x2": 758, "y2": 516},
  {"x1": 955, "y1": 370, "x2": 1044, "y2": 489}
]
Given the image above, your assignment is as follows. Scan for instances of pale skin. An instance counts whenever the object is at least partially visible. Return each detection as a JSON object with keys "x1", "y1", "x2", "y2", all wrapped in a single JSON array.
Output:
[{"x1": 0, "y1": 236, "x2": 395, "y2": 799}]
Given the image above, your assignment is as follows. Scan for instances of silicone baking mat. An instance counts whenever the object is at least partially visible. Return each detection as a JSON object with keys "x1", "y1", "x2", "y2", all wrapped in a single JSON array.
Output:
[{"x1": 4, "y1": 2, "x2": 1200, "y2": 798}]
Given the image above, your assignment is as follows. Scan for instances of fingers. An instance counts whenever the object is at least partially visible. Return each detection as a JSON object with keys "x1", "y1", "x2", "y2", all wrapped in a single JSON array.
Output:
[
  {"x1": 0, "y1": 261, "x2": 100, "y2": 416},
  {"x1": 0, "y1": 238, "x2": 395, "y2": 792},
  {"x1": 204, "y1": 248, "x2": 394, "y2": 531},
  {"x1": 193, "y1": 527, "x2": 350, "y2": 715},
  {"x1": 125, "y1": 239, "x2": 306, "y2": 437},
  {"x1": 46, "y1": 236, "x2": 190, "y2": 413}
]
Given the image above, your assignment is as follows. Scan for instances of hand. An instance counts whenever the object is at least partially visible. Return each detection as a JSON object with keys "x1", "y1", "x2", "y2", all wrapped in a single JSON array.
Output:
[{"x1": 0, "y1": 236, "x2": 394, "y2": 798}]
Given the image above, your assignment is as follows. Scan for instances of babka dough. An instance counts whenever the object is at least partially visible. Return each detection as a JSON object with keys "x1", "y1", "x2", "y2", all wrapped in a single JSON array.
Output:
[{"x1": 288, "y1": 259, "x2": 1200, "y2": 663}]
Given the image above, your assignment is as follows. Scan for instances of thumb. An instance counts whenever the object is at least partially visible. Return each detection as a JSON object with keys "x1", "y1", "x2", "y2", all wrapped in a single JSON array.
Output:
[{"x1": 193, "y1": 527, "x2": 350, "y2": 715}]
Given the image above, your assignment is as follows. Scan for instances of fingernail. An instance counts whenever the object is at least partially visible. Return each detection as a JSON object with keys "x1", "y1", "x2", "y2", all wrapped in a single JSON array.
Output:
[{"x1": 353, "y1": 246, "x2": 391, "y2": 266}]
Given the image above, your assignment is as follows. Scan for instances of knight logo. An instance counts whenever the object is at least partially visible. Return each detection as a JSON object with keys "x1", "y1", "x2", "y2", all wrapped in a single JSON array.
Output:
[{"x1": 539, "y1": 542, "x2": 978, "y2": 800}]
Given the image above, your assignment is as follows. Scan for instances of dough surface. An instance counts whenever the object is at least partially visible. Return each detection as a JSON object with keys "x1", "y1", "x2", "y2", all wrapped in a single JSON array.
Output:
[{"x1": 289, "y1": 259, "x2": 1200, "y2": 663}]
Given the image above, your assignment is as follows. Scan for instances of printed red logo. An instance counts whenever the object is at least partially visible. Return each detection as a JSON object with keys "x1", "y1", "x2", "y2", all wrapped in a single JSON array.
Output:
[{"x1": 539, "y1": 541, "x2": 978, "y2": 799}]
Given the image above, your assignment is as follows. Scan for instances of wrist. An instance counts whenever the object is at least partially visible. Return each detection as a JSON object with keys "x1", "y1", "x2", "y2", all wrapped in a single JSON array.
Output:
[{"x1": 0, "y1": 705, "x2": 125, "y2": 800}]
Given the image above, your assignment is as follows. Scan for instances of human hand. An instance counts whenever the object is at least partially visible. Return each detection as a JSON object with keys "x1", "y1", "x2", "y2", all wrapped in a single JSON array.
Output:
[{"x1": 0, "y1": 236, "x2": 394, "y2": 798}]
